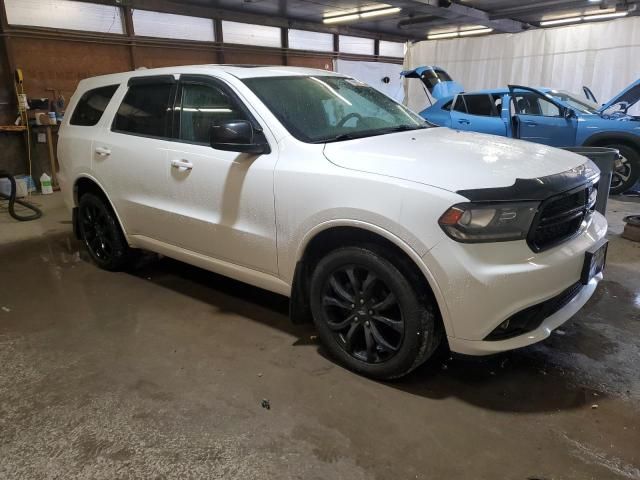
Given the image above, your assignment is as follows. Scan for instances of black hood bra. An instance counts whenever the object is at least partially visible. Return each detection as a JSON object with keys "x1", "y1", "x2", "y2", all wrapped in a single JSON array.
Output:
[{"x1": 457, "y1": 160, "x2": 600, "y2": 202}]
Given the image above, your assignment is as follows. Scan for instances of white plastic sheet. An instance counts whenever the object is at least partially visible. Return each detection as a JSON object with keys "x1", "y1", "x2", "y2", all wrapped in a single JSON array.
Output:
[
  {"x1": 133, "y1": 10, "x2": 214, "y2": 41},
  {"x1": 404, "y1": 17, "x2": 640, "y2": 114},
  {"x1": 334, "y1": 59, "x2": 405, "y2": 103},
  {"x1": 5, "y1": 0, "x2": 123, "y2": 34}
]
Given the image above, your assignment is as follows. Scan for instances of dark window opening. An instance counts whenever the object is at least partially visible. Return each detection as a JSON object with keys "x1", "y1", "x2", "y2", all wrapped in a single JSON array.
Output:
[
  {"x1": 179, "y1": 83, "x2": 248, "y2": 144},
  {"x1": 492, "y1": 94, "x2": 503, "y2": 113},
  {"x1": 464, "y1": 94, "x2": 497, "y2": 117},
  {"x1": 113, "y1": 83, "x2": 174, "y2": 138},
  {"x1": 70, "y1": 85, "x2": 119, "y2": 126},
  {"x1": 453, "y1": 95, "x2": 467, "y2": 113}
]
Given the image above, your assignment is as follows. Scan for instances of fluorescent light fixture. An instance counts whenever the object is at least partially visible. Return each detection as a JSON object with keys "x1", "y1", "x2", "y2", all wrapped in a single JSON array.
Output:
[
  {"x1": 427, "y1": 31, "x2": 459, "y2": 39},
  {"x1": 427, "y1": 27, "x2": 493, "y2": 40},
  {"x1": 360, "y1": 7, "x2": 401, "y2": 18},
  {"x1": 323, "y1": 13, "x2": 360, "y2": 23},
  {"x1": 459, "y1": 27, "x2": 493, "y2": 36},
  {"x1": 583, "y1": 11, "x2": 628, "y2": 20},
  {"x1": 540, "y1": 10, "x2": 628, "y2": 26},
  {"x1": 323, "y1": 6, "x2": 401, "y2": 24},
  {"x1": 539, "y1": 16, "x2": 582, "y2": 26}
]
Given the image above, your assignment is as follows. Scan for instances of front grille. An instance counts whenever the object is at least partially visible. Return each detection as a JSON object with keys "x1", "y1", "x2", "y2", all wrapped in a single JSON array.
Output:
[
  {"x1": 485, "y1": 282, "x2": 583, "y2": 341},
  {"x1": 528, "y1": 183, "x2": 597, "y2": 252}
]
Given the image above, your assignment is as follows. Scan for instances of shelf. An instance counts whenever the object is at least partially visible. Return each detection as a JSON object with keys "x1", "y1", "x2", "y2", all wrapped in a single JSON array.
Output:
[{"x1": 0, "y1": 125, "x2": 27, "y2": 132}]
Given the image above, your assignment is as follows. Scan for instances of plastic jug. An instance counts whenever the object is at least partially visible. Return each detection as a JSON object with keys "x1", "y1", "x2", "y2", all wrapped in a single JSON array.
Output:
[{"x1": 40, "y1": 173, "x2": 53, "y2": 195}]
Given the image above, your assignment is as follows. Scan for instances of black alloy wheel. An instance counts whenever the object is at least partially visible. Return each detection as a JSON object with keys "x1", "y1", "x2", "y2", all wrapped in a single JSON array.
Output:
[
  {"x1": 321, "y1": 265, "x2": 404, "y2": 364},
  {"x1": 608, "y1": 144, "x2": 640, "y2": 195},
  {"x1": 310, "y1": 246, "x2": 441, "y2": 379},
  {"x1": 78, "y1": 193, "x2": 131, "y2": 271}
]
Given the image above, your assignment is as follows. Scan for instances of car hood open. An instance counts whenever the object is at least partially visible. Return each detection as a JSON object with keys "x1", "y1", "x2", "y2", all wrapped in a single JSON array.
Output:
[
  {"x1": 598, "y1": 78, "x2": 640, "y2": 113},
  {"x1": 323, "y1": 128, "x2": 589, "y2": 193}
]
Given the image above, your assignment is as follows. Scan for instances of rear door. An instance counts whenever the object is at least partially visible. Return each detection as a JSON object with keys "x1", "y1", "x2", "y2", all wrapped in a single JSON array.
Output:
[
  {"x1": 508, "y1": 85, "x2": 577, "y2": 147},
  {"x1": 163, "y1": 75, "x2": 279, "y2": 274},
  {"x1": 91, "y1": 75, "x2": 177, "y2": 241},
  {"x1": 449, "y1": 93, "x2": 507, "y2": 136}
]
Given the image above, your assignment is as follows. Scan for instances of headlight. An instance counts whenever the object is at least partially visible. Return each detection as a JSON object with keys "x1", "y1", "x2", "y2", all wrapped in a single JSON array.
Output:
[{"x1": 439, "y1": 202, "x2": 539, "y2": 243}]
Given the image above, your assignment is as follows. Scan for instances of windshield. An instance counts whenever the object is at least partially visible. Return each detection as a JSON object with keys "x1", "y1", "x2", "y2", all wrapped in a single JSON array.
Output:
[
  {"x1": 548, "y1": 90, "x2": 600, "y2": 114},
  {"x1": 243, "y1": 75, "x2": 428, "y2": 143}
]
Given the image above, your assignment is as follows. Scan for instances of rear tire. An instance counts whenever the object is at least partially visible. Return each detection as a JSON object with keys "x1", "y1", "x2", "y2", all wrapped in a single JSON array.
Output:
[
  {"x1": 607, "y1": 144, "x2": 640, "y2": 195},
  {"x1": 309, "y1": 246, "x2": 441, "y2": 380},
  {"x1": 78, "y1": 193, "x2": 131, "y2": 271}
]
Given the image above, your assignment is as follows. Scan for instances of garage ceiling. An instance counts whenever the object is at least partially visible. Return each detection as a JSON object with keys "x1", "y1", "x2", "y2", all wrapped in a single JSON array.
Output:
[{"x1": 176, "y1": 0, "x2": 640, "y2": 40}]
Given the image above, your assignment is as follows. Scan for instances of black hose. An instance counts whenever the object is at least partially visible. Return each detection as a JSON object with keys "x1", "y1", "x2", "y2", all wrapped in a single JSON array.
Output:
[{"x1": 0, "y1": 170, "x2": 43, "y2": 221}]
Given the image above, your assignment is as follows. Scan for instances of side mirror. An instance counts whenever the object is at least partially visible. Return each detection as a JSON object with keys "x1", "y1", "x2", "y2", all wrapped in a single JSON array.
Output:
[
  {"x1": 563, "y1": 108, "x2": 575, "y2": 119},
  {"x1": 210, "y1": 120, "x2": 270, "y2": 155}
]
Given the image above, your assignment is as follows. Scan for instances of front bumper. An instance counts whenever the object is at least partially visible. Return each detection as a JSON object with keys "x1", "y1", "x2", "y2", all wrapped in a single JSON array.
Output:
[
  {"x1": 447, "y1": 273, "x2": 601, "y2": 355},
  {"x1": 422, "y1": 211, "x2": 608, "y2": 355}
]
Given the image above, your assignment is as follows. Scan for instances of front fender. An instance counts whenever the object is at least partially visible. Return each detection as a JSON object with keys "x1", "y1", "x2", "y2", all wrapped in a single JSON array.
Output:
[
  {"x1": 292, "y1": 218, "x2": 453, "y2": 335},
  {"x1": 581, "y1": 130, "x2": 640, "y2": 150}
]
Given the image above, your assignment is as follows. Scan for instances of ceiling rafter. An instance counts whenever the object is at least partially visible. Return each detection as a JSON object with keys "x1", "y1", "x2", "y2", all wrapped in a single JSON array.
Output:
[{"x1": 387, "y1": 0, "x2": 529, "y2": 33}]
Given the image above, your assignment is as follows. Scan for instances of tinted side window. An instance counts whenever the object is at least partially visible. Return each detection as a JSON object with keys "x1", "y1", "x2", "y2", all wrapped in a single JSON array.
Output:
[
  {"x1": 514, "y1": 93, "x2": 561, "y2": 117},
  {"x1": 70, "y1": 85, "x2": 119, "y2": 126},
  {"x1": 179, "y1": 83, "x2": 249, "y2": 144},
  {"x1": 453, "y1": 96, "x2": 466, "y2": 113},
  {"x1": 442, "y1": 100, "x2": 453, "y2": 110},
  {"x1": 113, "y1": 83, "x2": 174, "y2": 137},
  {"x1": 464, "y1": 94, "x2": 496, "y2": 117}
]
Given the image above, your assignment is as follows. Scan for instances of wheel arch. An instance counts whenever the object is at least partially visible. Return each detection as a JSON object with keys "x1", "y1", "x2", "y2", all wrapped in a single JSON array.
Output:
[
  {"x1": 73, "y1": 175, "x2": 129, "y2": 240},
  {"x1": 582, "y1": 131, "x2": 640, "y2": 151},
  {"x1": 289, "y1": 222, "x2": 451, "y2": 339}
]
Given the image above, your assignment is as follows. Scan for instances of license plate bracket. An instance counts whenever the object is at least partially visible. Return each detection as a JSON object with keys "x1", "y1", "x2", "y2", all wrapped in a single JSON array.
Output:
[{"x1": 581, "y1": 238, "x2": 608, "y2": 285}]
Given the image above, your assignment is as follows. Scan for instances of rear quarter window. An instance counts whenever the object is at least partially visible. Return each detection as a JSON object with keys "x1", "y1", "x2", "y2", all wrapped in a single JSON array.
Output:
[
  {"x1": 70, "y1": 85, "x2": 119, "y2": 126},
  {"x1": 453, "y1": 95, "x2": 466, "y2": 113}
]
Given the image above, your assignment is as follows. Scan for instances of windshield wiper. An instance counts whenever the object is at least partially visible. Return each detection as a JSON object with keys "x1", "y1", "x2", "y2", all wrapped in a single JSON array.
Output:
[
  {"x1": 381, "y1": 124, "x2": 429, "y2": 133},
  {"x1": 319, "y1": 124, "x2": 428, "y2": 144},
  {"x1": 318, "y1": 132, "x2": 371, "y2": 143}
]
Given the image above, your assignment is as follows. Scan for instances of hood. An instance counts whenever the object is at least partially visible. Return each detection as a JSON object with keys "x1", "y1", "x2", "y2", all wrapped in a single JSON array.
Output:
[
  {"x1": 400, "y1": 65, "x2": 464, "y2": 100},
  {"x1": 323, "y1": 128, "x2": 589, "y2": 193},
  {"x1": 598, "y1": 78, "x2": 640, "y2": 114}
]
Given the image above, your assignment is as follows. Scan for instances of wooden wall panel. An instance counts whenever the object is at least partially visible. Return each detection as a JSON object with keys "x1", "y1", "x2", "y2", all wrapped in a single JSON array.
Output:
[
  {"x1": 287, "y1": 54, "x2": 333, "y2": 71},
  {"x1": 0, "y1": 37, "x2": 14, "y2": 124},
  {"x1": 136, "y1": 46, "x2": 217, "y2": 68},
  {"x1": 223, "y1": 50, "x2": 283, "y2": 66},
  {"x1": 12, "y1": 38, "x2": 131, "y2": 99}
]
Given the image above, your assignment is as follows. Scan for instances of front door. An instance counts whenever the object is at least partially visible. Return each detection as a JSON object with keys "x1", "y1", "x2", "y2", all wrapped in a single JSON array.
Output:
[
  {"x1": 163, "y1": 75, "x2": 279, "y2": 274},
  {"x1": 508, "y1": 85, "x2": 577, "y2": 147}
]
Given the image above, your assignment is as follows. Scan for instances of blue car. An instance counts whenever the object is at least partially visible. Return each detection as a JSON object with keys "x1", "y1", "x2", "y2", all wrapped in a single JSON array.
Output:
[{"x1": 403, "y1": 67, "x2": 640, "y2": 194}]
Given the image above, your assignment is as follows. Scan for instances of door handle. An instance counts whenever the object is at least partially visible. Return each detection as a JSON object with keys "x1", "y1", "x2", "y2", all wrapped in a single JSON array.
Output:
[
  {"x1": 524, "y1": 121, "x2": 537, "y2": 127},
  {"x1": 171, "y1": 159, "x2": 193, "y2": 171},
  {"x1": 95, "y1": 146, "x2": 111, "y2": 156},
  {"x1": 457, "y1": 119, "x2": 470, "y2": 125}
]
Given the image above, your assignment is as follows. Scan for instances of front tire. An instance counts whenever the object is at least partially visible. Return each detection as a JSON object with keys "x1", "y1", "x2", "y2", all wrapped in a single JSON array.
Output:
[
  {"x1": 78, "y1": 193, "x2": 131, "y2": 271},
  {"x1": 607, "y1": 144, "x2": 639, "y2": 195},
  {"x1": 309, "y1": 246, "x2": 441, "y2": 380}
]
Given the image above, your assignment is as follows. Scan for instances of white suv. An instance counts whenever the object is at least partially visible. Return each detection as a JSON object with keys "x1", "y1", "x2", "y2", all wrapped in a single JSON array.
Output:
[{"x1": 58, "y1": 66, "x2": 608, "y2": 379}]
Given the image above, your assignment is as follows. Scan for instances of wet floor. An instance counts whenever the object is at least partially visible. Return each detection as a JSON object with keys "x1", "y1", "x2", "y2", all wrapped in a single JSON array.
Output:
[{"x1": 1, "y1": 194, "x2": 639, "y2": 479}]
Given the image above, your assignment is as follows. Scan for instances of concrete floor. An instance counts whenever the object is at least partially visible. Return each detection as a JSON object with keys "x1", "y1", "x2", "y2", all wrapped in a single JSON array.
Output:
[{"x1": 1, "y1": 192, "x2": 639, "y2": 480}]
